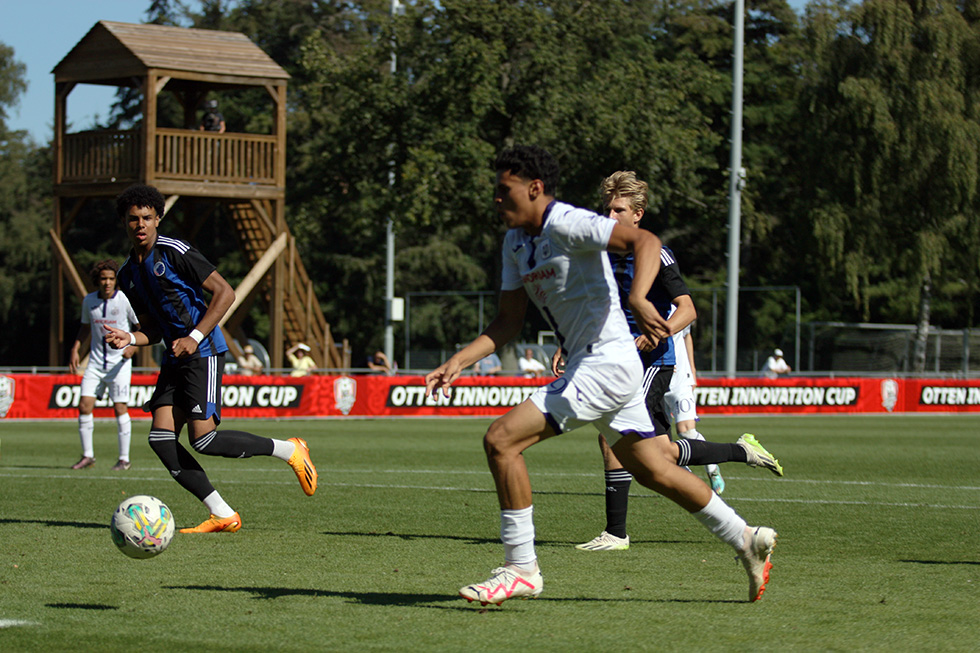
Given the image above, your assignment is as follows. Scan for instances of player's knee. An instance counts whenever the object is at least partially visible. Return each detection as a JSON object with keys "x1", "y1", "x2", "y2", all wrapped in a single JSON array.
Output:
[{"x1": 483, "y1": 421, "x2": 518, "y2": 459}]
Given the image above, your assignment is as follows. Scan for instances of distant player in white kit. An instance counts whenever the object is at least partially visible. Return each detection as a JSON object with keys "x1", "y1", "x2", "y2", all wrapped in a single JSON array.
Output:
[
  {"x1": 424, "y1": 146, "x2": 778, "y2": 605},
  {"x1": 68, "y1": 259, "x2": 139, "y2": 470}
]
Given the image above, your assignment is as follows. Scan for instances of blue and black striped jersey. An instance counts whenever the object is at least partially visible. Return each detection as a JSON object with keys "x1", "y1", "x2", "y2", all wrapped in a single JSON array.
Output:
[
  {"x1": 608, "y1": 245, "x2": 690, "y2": 367},
  {"x1": 118, "y1": 236, "x2": 228, "y2": 364}
]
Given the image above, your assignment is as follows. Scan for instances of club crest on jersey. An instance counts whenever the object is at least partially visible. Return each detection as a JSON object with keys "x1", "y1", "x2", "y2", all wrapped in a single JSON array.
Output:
[
  {"x1": 153, "y1": 261, "x2": 166, "y2": 277},
  {"x1": 538, "y1": 240, "x2": 552, "y2": 260}
]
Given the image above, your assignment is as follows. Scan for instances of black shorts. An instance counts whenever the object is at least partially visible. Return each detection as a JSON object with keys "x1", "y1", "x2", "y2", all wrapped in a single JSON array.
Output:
[
  {"x1": 145, "y1": 354, "x2": 224, "y2": 424},
  {"x1": 643, "y1": 365, "x2": 674, "y2": 436}
]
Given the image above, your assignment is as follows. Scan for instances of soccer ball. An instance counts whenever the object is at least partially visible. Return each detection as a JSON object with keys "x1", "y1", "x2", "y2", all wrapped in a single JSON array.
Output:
[{"x1": 110, "y1": 495, "x2": 175, "y2": 559}]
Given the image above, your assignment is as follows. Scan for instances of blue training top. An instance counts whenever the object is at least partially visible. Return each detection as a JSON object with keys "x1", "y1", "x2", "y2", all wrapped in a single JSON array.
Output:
[
  {"x1": 118, "y1": 235, "x2": 228, "y2": 364},
  {"x1": 607, "y1": 244, "x2": 690, "y2": 368}
]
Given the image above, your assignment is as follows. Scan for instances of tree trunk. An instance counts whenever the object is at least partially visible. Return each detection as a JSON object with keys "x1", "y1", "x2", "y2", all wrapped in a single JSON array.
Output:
[{"x1": 912, "y1": 272, "x2": 932, "y2": 373}]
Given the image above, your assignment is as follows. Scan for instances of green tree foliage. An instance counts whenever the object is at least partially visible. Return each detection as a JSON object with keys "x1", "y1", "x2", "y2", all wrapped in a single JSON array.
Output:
[
  {"x1": 0, "y1": 43, "x2": 52, "y2": 364},
  {"x1": 799, "y1": 0, "x2": 980, "y2": 340},
  {"x1": 291, "y1": 0, "x2": 722, "y2": 357}
]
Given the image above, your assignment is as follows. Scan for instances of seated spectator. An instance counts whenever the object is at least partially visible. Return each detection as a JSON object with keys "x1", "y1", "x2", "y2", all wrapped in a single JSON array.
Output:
[
  {"x1": 287, "y1": 343, "x2": 317, "y2": 377},
  {"x1": 237, "y1": 344, "x2": 263, "y2": 376},
  {"x1": 518, "y1": 348, "x2": 546, "y2": 378},
  {"x1": 367, "y1": 350, "x2": 394, "y2": 375},
  {"x1": 762, "y1": 348, "x2": 792, "y2": 379},
  {"x1": 473, "y1": 353, "x2": 502, "y2": 376}
]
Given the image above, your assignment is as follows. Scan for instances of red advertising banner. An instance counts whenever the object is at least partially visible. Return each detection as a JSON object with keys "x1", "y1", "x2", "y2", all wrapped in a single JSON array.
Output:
[{"x1": 1, "y1": 373, "x2": 979, "y2": 419}]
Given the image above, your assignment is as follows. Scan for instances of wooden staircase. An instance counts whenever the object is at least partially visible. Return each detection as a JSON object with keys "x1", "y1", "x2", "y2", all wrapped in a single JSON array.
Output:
[{"x1": 227, "y1": 200, "x2": 347, "y2": 370}]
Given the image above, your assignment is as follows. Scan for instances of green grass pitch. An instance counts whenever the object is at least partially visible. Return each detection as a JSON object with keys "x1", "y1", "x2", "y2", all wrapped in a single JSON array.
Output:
[{"x1": 1, "y1": 414, "x2": 977, "y2": 651}]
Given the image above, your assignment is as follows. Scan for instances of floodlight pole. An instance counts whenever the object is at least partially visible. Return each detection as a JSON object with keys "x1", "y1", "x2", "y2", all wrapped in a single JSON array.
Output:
[
  {"x1": 724, "y1": 0, "x2": 745, "y2": 378},
  {"x1": 384, "y1": 0, "x2": 403, "y2": 366}
]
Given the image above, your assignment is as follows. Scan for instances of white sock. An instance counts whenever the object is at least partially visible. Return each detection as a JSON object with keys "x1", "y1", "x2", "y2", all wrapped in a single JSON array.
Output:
[
  {"x1": 679, "y1": 428, "x2": 705, "y2": 441},
  {"x1": 500, "y1": 506, "x2": 536, "y2": 569},
  {"x1": 692, "y1": 492, "x2": 747, "y2": 551},
  {"x1": 116, "y1": 413, "x2": 132, "y2": 462},
  {"x1": 202, "y1": 491, "x2": 236, "y2": 518},
  {"x1": 78, "y1": 413, "x2": 95, "y2": 457},
  {"x1": 271, "y1": 439, "x2": 296, "y2": 462}
]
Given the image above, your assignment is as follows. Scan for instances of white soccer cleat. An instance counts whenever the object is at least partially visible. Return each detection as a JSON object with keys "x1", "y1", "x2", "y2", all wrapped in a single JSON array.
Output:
[
  {"x1": 459, "y1": 565, "x2": 543, "y2": 606},
  {"x1": 575, "y1": 531, "x2": 630, "y2": 551},
  {"x1": 738, "y1": 526, "x2": 777, "y2": 602}
]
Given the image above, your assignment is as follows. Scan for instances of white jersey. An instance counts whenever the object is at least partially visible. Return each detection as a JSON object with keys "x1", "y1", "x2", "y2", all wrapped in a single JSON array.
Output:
[
  {"x1": 501, "y1": 201, "x2": 632, "y2": 359},
  {"x1": 80, "y1": 290, "x2": 139, "y2": 370}
]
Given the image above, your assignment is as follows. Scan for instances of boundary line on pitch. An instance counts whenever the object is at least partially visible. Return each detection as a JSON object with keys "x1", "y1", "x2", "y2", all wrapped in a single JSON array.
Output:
[
  {"x1": 2, "y1": 467, "x2": 978, "y2": 492},
  {"x1": 1, "y1": 471, "x2": 977, "y2": 510}
]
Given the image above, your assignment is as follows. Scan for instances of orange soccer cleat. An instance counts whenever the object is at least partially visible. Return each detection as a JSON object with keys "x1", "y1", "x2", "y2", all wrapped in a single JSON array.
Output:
[
  {"x1": 287, "y1": 437, "x2": 318, "y2": 496},
  {"x1": 179, "y1": 512, "x2": 242, "y2": 534}
]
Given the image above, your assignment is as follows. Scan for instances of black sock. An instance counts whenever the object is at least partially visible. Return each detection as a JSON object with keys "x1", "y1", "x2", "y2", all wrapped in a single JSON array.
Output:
[
  {"x1": 603, "y1": 468, "x2": 632, "y2": 538},
  {"x1": 676, "y1": 439, "x2": 747, "y2": 466},
  {"x1": 191, "y1": 429, "x2": 275, "y2": 458},
  {"x1": 148, "y1": 429, "x2": 216, "y2": 501}
]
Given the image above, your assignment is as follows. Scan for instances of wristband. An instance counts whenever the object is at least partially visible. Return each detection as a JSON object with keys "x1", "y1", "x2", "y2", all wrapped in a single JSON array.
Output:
[
  {"x1": 129, "y1": 332, "x2": 136, "y2": 346},
  {"x1": 189, "y1": 329, "x2": 205, "y2": 344}
]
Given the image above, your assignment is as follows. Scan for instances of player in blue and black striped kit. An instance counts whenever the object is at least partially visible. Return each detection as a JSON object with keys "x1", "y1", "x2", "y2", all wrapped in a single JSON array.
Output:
[
  {"x1": 105, "y1": 184, "x2": 317, "y2": 533},
  {"x1": 574, "y1": 171, "x2": 784, "y2": 553}
]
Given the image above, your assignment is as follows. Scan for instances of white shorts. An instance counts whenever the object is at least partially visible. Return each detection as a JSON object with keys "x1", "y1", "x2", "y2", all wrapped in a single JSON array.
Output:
[
  {"x1": 80, "y1": 359, "x2": 132, "y2": 404},
  {"x1": 528, "y1": 341, "x2": 655, "y2": 445},
  {"x1": 664, "y1": 382, "x2": 698, "y2": 424}
]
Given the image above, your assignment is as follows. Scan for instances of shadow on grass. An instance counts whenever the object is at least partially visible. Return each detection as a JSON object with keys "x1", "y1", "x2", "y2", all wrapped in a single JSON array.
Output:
[
  {"x1": 165, "y1": 584, "x2": 741, "y2": 606},
  {"x1": 319, "y1": 530, "x2": 702, "y2": 547},
  {"x1": 900, "y1": 559, "x2": 980, "y2": 566},
  {"x1": 0, "y1": 518, "x2": 105, "y2": 529},
  {"x1": 46, "y1": 603, "x2": 118, "y2": 610}
]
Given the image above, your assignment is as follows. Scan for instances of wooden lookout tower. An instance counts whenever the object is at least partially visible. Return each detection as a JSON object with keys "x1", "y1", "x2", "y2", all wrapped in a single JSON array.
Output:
[{"x1": 50, "y1": 21, "x2": 347, "y2": 371}]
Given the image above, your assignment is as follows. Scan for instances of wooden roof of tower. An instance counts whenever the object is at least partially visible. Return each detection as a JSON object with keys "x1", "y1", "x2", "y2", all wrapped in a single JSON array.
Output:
[
  {"x1": 48, "y1": 21, "x2": 350, "y2": 373},
  {"x1": 53, "y1": 20, "x2": 290, "y2": 87}
]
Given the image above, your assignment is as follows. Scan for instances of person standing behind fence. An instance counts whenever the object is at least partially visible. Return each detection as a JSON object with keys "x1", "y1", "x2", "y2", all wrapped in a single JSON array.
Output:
[
  {"x1": 763, "y1": 348, "x2": 792, "y2": 379},
  {"x1": 68, "y1": 259, "x2": 139, "y2": 471}
]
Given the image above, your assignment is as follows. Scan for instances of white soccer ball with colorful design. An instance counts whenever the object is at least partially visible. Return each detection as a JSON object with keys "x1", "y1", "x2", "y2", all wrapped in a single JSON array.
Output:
[{"x1": 110, "y1": 495, "x2": 175, "y2": 559}]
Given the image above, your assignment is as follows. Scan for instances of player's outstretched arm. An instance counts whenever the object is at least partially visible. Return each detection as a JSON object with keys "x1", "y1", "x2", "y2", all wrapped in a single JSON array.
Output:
[{"x1": 424, "y1": 288, "x2": 528, "y2": 397}]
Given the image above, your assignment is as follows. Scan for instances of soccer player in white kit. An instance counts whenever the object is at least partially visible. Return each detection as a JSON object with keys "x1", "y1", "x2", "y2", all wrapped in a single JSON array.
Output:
[
  {"x1": 68, "y1": 260, "x2": 139, "y2": 470},
  {"x1": 425, "y1": 146, "x2": 778, "y2": 604}
]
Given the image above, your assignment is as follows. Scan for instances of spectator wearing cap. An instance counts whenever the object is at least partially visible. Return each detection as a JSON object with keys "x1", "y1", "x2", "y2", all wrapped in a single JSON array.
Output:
[
  {"x1": 237, "y1": 344, "x2": 263, "y2": 376},
  {"x1": 286, "y1": 343, "x2": 316, "y2": 377},
  {"x1": 762, "y1": 348, "x2": 792, "y2": 379}
]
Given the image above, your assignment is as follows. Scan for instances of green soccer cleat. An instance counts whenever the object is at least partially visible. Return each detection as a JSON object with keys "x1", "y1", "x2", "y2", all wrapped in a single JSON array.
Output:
[{"x1": 737, "y1": 434, "x2": 784, "y2": 477}]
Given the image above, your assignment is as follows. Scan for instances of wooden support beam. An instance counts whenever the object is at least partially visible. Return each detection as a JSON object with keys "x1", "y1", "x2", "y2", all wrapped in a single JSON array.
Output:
[
  {"x1": 219, "y1": 231, "x2": 288, "y2": 328},
  {"x1": 60, "y1": 197, "x2": 88, "y2": 232},
  {"x1": 164, "y1": 194, "x2": 180, "y2": 216},
  {"x1": 49, "y1": 229, "x2": 90, "y2": 300},
  {"x1": 155, "y1": 76, "x2": 172, "y2": 95}
]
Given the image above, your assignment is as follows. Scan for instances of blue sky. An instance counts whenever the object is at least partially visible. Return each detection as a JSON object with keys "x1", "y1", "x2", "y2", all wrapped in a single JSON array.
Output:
[
  {"x1": 3, "y1": 0, "x2": 809, "y2": 144},
  {"x1": 3, "y1": 1, "x2": 147, "y2": 143}
]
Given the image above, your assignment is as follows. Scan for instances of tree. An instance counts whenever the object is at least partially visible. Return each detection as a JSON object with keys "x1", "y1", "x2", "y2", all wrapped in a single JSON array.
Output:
[
  {"x1": 798, "y1": 0, "x2": 980, "y2": 370},
  {"x1": 291, "y1": 0, "x2": 722, "y2": 359},
  {"x1": 0, "y1": 43, "x2": 52, "y2": 365}
]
